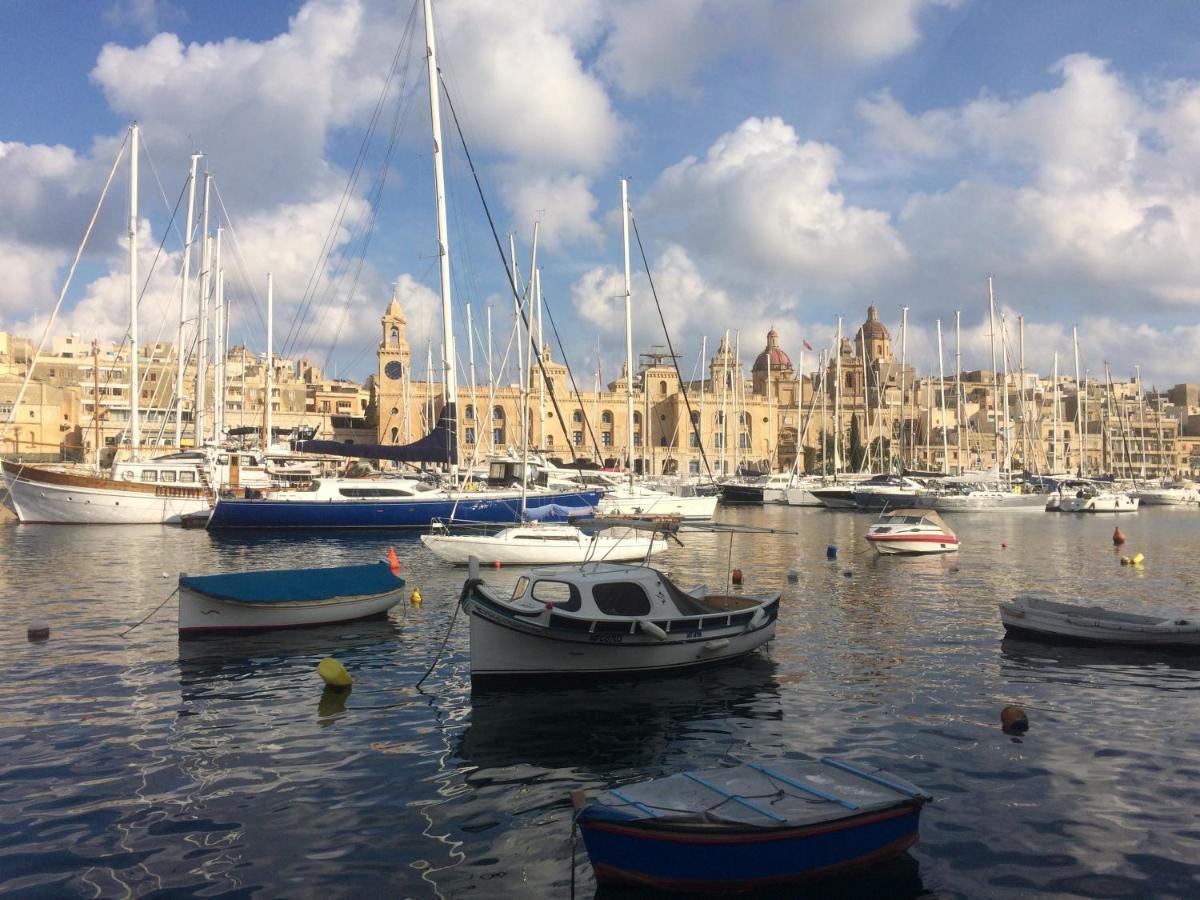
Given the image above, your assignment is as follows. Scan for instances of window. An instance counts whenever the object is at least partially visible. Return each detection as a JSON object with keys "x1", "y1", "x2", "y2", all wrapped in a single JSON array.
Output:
[
  {"x1": 690, "y1": 411, "x2": 700, "y2": 424},
  {"x1": 465, "y1": 427, "x2": 476, "y2": 445},
  {"x1": 511, "y1": 576, "x2": 530, "y2": 600},
  {"x1": 739, "y1": 434, "x2": 750, "y2": 449},
  {"x1": 391, "y1": 427, "x2": 399, "y2": 443},
  {"x1": 602, "y1": 432, "x2": 612, "y2": 447},
  {"x1": 160, "y1": 470, "x2": 177, "y2": 483},
  {"x1": 633, "y1": 432, "x2": 642, "y2": 447},
  {"x1": 493, "y1": 406, "x2": 505, "y2": 421},
  {"x1": 573, "y1": 431, "x2": 583, "y2": 447},
  {"x1": 714, "y1": 412, "x2": 724, "y2": 426},
  {"x1": 689, "y1": 433, "x2": 699, "y2": 448},
  {"x1": 338, "y1": 487, "x2": 414, "y2": 498},
  {"x1": 493, "y1": 427, "x2": 505, "y2": 445},
  {"x1": 601, "y1": 410, "x2": 613, "y2": 425},
  {"x1": 592, "y1": 582, "x2": 651, "y2": 617},
  {"x1": 572, "y1": 409, "x2": 583, "y2": 423},
  {"x1": 390, "y1": 326, "x2": 400, "y2": 345},
  {"x1": 715, "y1": 433, "x2": 725, "y2": 449},
  {"x1": 633, "y1": 411, "x2": 642, "y2": 425},
  {"x1": 465, "y1": 405, "x2": 475, "y2": 421},
  {"x1": 531, "y1": 580, "x2": 580, "y2": 611},
  {"x1": 659, "y1": 380, "x2": 668, "y2": 395},
  {"x1": 140, "y1": 470, "x2": 158, "y2": 482},
  {"x1": 179, "y1": 471, "x2": 196, "y2": 483}
]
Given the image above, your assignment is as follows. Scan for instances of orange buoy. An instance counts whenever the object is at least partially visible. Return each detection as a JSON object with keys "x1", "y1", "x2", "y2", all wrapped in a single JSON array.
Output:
[
  {"x1": 492, "y1": 560, "x2": 502, "y2": 569},
  {"x1": 731, "y1": 568, "x2": 743, "y2": 586},
  {"x1": 1001, "y1": 705, "x2": 1029, "y2": 735},
  {"x1": 1113, "y1": 527, "x2": 1126, "y2": 546}
]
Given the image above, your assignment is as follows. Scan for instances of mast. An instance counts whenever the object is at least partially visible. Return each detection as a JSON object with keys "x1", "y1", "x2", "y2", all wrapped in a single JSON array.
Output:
[
  {"x1": 92, "y1": 340, "x2": 102, "y2": 469},
  {"x1": 833, "y1": 317, "x2": 842, "y2": 477},
  {"x1": 1000, "y1": 313, "x2": 1010, "y2": 476},
  {"x1": 955, "y1": 310, "x2": 963, "y2": 473},
  {"x1": 485, "y1": 304, "x2": 495, "y2": 456},
  {"x1": 1135, "y1": 364, "x2": 1146, "y2": 480},
  {"x1": 621, "y1": 178, "x2": 635, "y2": 485},
  {"x1": 174, "y1": 152, "x2": 200, "y2": 447},
  {"x1": 766, "y1": 343, "x2": 773, "y2": 468},
  {"x1": 535, "y1": 267, "x2": 545, "y2": 450},
  {"x1": 128, "y1": 123, "x2": 141, "y2": 459},
  {"x1": 1018, "y1": 315, "x2": 1027, "y2": 474},
  {"x1": 860, "y1": 326, "x2": 872, "y2": 472},
  {"x1": 699, "y1": 335, "x2": 707, "y2": 475},
  {"x1": 733, "y1": 331, "x2": 742, "y2": 475},
  {"x1": 987, "y1": 277, "x2": 999, "y2": 475},
  {"x1": 508, "y1": 233, "x2": 524, "y2": 447},
  {"x1": 265, "y1": 272, "x2": 273, "y2": 451},
  {"x1": 423, "y1": 0, "x2": 458, "y2": 476},
  {"x1": 1052, "y1": 352, "x2": 1059, "y2": 471},
  {"x1": 213, "y1": 226, "x2": 223, "y2": 442},
  {"x1": 937, "y1": 319, "x2": 948, "y2": 474},
  {"x1": 194, "y1": 172, "x2": 212, "y2": 446},
  {"x1": 1073, "y1": 327, "x2": 1084, "y2": 477},
  {"x1": 819, "y1": 350, "x2": 828, "y2": 477},
  {"x1": 719, "y1": 331, "x2": 729, "y2": 475},
  {"x1": 466, "y1": 303, "x2": 478, "y2": 464},
  {"x1": 899, "y1": 306, "x2": 908, "y2": 471},
  {"x1": 524, "y1": 223, "x2": 539, "y2": 465}
]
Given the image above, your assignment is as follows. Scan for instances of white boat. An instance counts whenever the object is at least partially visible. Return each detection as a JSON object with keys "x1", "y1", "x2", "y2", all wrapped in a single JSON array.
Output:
[
  {"x1": 420, "y1": 520, "x2": 667, "y2": 566},
  {"x1": 932, "y1": 483, "x2": 1047, "y2": 512},
  {"x1": 178, "y1": 561, "x2": 406, "y2": 635},
  {"x1": 461, "y1": 559, "x2": 780, "y2": 680},
  {"x1": 1134, "y1": 483, "x2": 1199, "y2": 506},
  {"x1": 597, "y1": 481, "x2": 718, "y2": 520},
  {"x1": 1056, "y1": 482, "x2": 1139, "y2": 513},
  {"x1": 784, "y1": 476, "x2": 826, "y2": 507},
  {"x1": 999, "y1": 594, "x2": 1200, "y2": 647},
  {"x1": 865, "y1": 509, "x2": 959, "y2": 555}
]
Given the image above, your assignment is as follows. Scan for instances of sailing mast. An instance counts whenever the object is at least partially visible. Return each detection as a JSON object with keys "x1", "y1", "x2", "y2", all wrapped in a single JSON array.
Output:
[
  {"x1": 128, "y1": 123, "x2": 141, "y2": 460},
  {"x1": 833, "y1": 317, "x2": 842, "y2": 477},
  {"x1": 265, "y1": 273, "x2": 273, "y2": 451},
  {"x1": 1052, "y1": 352, "x2": 1059, "y2": 471},
  {"x1": 937, "y1": 319, "x2": 948, "y2": 474},
  {"x1": 174, "y1": 152, "x2": 200, "y2": 448},
  {"x1": 620, "y1": 178, "x2": 635, "y2": 487},
  {"x1": 1018, "y1": 315, "x2": 1027, "y2": 474},
  {"x1": 1135, "y1": 365, "x2": 1146, "y2": 480},
  {"x1": 699, "y1": 335, "x2": 707, "y2": 475},
  {"x1": 898, "y1": 306, "x2": 908, "y2": 471},
  {"x1": 466, "y1": 303, "x2": 478, "y2": 464},
  {"x1": 194, "y1": 173, "x2": 212, "y2": 447},
  {"x1": 955, "y1": 311, "x2": 963, "y2": 473},
  {"x1": 423, "y1": 0, "x2": 459, "y2": 479},
  {"x1": 1073, "y1": 327, "x2": 1085, "y2": 476},
  {"x1": 1000, "y1": 313, "x2": 1010, "y2": 476},
  {"x1": 212, "y1": 226, "x2": 224, "y2": 442}
]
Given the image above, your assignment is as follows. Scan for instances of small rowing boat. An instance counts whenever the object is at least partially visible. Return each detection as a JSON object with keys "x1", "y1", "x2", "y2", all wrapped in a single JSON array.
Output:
[
  {"x1": 576, "y1": 756, "x2": 931, "y2": 892},
  {"x1": 999, "y1": 594, "x2": 1200, "y2": 648},
  {"x1": 178, "y1": 560, "x2": 406, "y2": 636}
]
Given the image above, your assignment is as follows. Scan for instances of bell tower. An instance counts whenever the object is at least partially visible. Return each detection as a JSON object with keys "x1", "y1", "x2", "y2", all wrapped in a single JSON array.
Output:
[{"x1": 378, "y1": 285, "x2": 412, "y2": 443}]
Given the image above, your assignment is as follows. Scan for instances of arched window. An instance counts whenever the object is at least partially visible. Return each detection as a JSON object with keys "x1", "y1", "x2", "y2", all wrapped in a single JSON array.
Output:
[
  {"x1": 601, "y1": 410, "x2": 613, "y2": 425},
  {"x1": 390, "y1": 427, "x2": 399, "y2": 443},
  {"x1": 633, "y1": 411, "x2": 642, "y2": 425},
  {"x1": 572, "y1": 409, "x2": 583, "y2": 423},
  {"x1": 493, "y1": 406, "x2": 505, "y2": 421},
  {"x1": 714, "y1": 411, "x2": 724, "y2": 426},
  {"x1": 389, "y1": 326, "x2": 399, "y2": 345},
  {"x1": 659, "y1": 380, "x2": 668, "y2": 395},
  {"x1": 465, "y1": 405, "x2": 475, "y2": 421}
]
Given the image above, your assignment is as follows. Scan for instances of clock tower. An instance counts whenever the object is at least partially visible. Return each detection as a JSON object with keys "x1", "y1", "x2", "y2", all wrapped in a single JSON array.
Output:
[{"x1": 379, "y1": 286, "x2": 412, "y2": 441}]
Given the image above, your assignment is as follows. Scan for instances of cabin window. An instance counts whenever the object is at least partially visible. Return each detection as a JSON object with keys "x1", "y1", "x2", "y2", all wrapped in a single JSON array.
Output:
[
  {"x1": 140, "y1": 470, "x2": 158, "y2": 482},
  {"x1": 531, "y1": 580, "x2": 580, "y2": 611},
  {"x1": 592, "y1": 582, "x2": 652, "y2": 617},
  {"x1": 511, "y1": 576, "x2": 529, "y2": 601},
  {"x1": 338, "y1": 487, "x2": 414, "y2": 498},
  {"x1": 160, "y1": 470, "x2": 177, "y2": 483},
  {"x1": 179, "y1": 471, "x2": 196, "y2": 483}
]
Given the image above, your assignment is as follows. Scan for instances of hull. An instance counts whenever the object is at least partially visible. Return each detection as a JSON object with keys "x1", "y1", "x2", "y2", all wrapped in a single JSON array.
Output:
[
  {"x1": 854, "y1": 491, "x2": 933, "y2": 511},
  {"x1": 785, "y1": 487, "x2": 823, "y2": 507},
  {"x1": 1136, "y1": 489, "x2": 1196, "y2": 506},
  {"x1": 1058, "y1": 493, "x2": 1139, "y2": 513},
  {"x1": 811, "y1": 487, "x2": 856, "y2": 509},
  {"x1": 933, "y1": 493, "x2": 1046, "y2": 512},
  {"x1": 999, "y1": 601, "x2": 1200, "y2": 648},
  {"x1": 465, "y1": 587, "x2": 778, "y2": 680},
  {"x1": 599, "y1": 492, "x2": 717, "y2": 520},
  {"x1": 420, "y1": 530, "x2": 665, "y2": 565},
  {"x1": 867, "y1": 534, "x2": 959, "y2": 555},
  {"x1": 583, "y1": 806, "x2": 924, "y2": 892},
  {"x1": 179, "y1": 586, "x2": 404, "y2": 634},
  {"x1": 2, "y1": 462, "x2": 210, "y2": 525},
  {"x1": 720, "y1": 484, "x2": 764, "y2": 504},
  {"x1": 207, "y1": 489, "x2": 603, "y2": 529}
]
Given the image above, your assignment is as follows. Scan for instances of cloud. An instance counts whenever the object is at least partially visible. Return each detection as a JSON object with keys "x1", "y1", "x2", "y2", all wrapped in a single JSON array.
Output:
[
  {"x1": 499, "y1": 171, "x2": 602, "y2": 251},
  {"x1": 0, "y1": 241, "x2": 71, "y2": 320},
  {"x1": 642, "y1": 117, "x2": 908, "y2": 291},
  {"x1": 598, "y1": 0, "x2": 955, "y2": 97}
]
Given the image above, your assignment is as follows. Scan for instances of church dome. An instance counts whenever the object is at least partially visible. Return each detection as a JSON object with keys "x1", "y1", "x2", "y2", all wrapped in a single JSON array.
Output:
[
  {"x1": 860, "y1": 305, "x2": 889, "y2": 341},
  {"x1": 752, "y1": 328, "x2": 792, "y2": 371}
]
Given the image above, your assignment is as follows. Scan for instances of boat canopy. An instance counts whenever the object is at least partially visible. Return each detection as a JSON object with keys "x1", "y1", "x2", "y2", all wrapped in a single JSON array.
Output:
[
  {"x1": 881, "y1": 508, "x2": 955, "y2": 535},
  {"x1": 296, "y1": 404, "x2": 457, "y2": 464},
  {"x1": 180, "y1": 561, "x2": 402, "y2": 603},
  {"x1": 524, "y1": 503, "x2": 594, "y2": 521}
]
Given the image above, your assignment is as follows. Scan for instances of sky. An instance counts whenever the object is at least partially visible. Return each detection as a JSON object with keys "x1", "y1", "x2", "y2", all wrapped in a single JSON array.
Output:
[{"x1": 4, "y1": 0, "x2": 1200, "y2": 391}]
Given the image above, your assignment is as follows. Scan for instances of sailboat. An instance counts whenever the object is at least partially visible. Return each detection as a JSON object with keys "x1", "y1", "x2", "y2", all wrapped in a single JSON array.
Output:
[
  {"x1": 1, "y1": 125, "x2": 224, "y2": 525},
  {"x1": 205, "y1": 0, "x2": 602, "y2": 530}
]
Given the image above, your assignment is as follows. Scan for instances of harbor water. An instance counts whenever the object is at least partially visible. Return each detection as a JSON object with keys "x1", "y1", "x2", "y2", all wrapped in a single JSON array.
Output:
[{"x1": 1, "y1": 507, "x2": 1198, "y2": 897}]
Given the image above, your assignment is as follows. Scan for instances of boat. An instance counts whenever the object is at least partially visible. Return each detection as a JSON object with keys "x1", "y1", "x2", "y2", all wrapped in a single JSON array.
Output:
[
  {"x1": 852, "y1": 474, "x2": 934, "y2": 511},
  {"x1": 1054, "y1": 481, "x2": 1139, "y2": 513},
  {"x1": 931, "y1": 481, "x2": 1047, "y2": 512},
  {"x1": 420, "y1": 514, "x2": 668, "y2": 566},
  {"x1": 809, "y1": 482, "x2": 857, "y2": 509},
  {"x1": 178, "y1": 560, "x2": 406, "y2": 635},
  {"x1": 576, "y1": 756, "x2": 932, "y2": 892},
  {"x1": 865, "y1": 509, "x2": 959, "y2": 555},
  {"x1": 460, "y1": 558, "x2": 780, "y2": 681},
  {"x1": 784, "y1": 475, "x2": 827, "y2": 507},
  {"x1": 999, "y1": 594, "x2": 1200, "y2": 648},
  {"x1": 1133, "y1": 482, "x2": 1199, "y2": 506},
  {"x1": 719, "y1": 478, "x2": 765, "y2": 504},
  {"x1": 596, "y1": 480, "x2": 718, "y2": 520}
]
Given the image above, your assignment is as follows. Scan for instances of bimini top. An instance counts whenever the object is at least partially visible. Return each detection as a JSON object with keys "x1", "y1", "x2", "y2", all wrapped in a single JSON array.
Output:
[
  {"x1": 879, "y1": 508, "x2": 954, "y2": 532},
  {"x1": 179, "y1": 561, "x2": 403, "y2": 603}
]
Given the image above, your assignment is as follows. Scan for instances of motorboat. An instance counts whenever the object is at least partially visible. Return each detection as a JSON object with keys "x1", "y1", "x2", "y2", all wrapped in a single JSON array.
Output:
[
  {"x1": 420, "y1": 517, "x2": 667, "y2": 566},
  {"x1": 1134, "y1": 482, "x2": 1199, "y2": 506},
  {"x1": 460, "y1": 558, "x2": 780, "y2": 681},
  {"x1": 932, "y1": 482, "x2": 1047, "y2": 512},
  {"x1": 576, "y1": 756, "x2": 931, "y2": 892},
  {"x1": 1054, "y1": 481, "x2": 1139, "y2": 513},
  {"x1": 596, "y1": 478, "x2": 718, "y2": 521},
  {"x1": 865, "y1": 509, "x2": 959, "y2": 555},
  {"x1": 852, "y1": 474, "x2": 934, "y2": 511},
  {"x1": 999, "y1": 594, "x2": 1200, "y2": 648},
  {"x1": 178, "y1": 560, "x2": 406, "y2": 635}
]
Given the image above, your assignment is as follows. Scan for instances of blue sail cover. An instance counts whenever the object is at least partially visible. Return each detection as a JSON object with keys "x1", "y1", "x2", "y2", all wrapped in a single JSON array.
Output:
[
  {"x1": 524, "y1": 503, "x2": 595, "y2": 521},
  {"x1": 295, "y1": 403, "x2": 457, "y2": 465},
  {"x1": 179, "y1": 561, "x2": 403, "y2": 603}
]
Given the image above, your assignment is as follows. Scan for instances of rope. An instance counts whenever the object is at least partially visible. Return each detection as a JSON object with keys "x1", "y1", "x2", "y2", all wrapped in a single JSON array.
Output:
[
  {"x1": 415, "y1": 579, "x2": 471, "y2": 688},
  {"x1": 120, "y1": 587, "x2": 178, "y2": 637}
]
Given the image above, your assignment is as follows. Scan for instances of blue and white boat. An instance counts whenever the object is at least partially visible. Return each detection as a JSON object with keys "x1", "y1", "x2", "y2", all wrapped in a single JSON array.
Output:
[
  {"x1": 178, "y1": 561, "x2": 406, "y2": 635},
  {"x1": 577, "y1": 757, "x2": 931, "y2": 892}
]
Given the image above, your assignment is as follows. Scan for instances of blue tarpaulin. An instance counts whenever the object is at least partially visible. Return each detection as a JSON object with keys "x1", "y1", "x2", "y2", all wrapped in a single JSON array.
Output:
[{"x1": 179, "y1": 561, "x2": 404, "y2": 603}]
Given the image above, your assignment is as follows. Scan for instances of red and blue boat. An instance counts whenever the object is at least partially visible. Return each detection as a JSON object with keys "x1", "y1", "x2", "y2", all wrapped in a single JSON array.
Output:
[{"x1": 576, "y1": 756, "x2": 931, "y2": 892}]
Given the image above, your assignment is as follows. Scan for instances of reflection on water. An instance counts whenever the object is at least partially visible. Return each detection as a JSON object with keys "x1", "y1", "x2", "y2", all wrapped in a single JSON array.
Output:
[{"x1": 1, "y1": 509, "x2": 1199, "y2": 897}]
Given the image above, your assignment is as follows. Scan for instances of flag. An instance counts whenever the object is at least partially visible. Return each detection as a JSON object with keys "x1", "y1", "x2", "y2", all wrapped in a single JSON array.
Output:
[
  {"x1": 803, "y1": 339, "x2": 813, "y2": 351},
  {"x1": 387, "y1": 546, "x2": 402, "y2": 577}
]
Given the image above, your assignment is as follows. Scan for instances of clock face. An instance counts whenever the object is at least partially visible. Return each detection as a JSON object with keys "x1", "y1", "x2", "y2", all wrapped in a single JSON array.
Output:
[{"x1": 384, "y1": 361, "x2": 404, "y2": 380}]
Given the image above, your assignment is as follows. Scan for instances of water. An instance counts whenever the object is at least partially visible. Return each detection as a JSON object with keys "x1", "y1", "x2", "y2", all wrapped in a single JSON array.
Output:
[{"x1": 1, "y1": 508, "x2": 1199, "y2": 898}]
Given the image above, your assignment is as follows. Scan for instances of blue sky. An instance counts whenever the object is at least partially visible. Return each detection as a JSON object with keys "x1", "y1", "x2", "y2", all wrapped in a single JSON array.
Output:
[{"x1": 4, "y1": 0, "x2": 1200, "y2": 390}]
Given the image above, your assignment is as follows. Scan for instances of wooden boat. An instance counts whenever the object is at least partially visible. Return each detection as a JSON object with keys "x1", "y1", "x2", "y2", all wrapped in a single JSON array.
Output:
[
  {"x1": 576, "y1": 756, "x2": 931, "y2": 892},
  {"x1": 865, "y1": 509, "x2": 959, "y2": 555},
  {"x1": 999, "y1": 594, "x2": 1200, "y2": 648},
  {"x1": 178, "y1": 561, "x2": 405, "y2": 635},
  {"x1": 461, "y1": 559, "x2": 780, "y2": 681}
]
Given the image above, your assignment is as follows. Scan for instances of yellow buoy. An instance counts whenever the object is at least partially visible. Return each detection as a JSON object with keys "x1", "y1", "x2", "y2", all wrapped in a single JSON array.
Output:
[
  {"x1": 411, "y1": 588, "x2": 422, "y2": 606},
  {"x1": 1132, "y1": 552, "x2": 1145, "y2": 567},
  {"x1": 317, "y1": 657, "x2": 352, "y2": 689}
]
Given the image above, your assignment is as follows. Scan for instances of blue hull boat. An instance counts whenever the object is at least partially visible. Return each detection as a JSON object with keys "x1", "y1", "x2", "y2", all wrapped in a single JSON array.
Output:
[
  {"x1": 207, "y1": 490, "x2": 603, "y2": 530},
  {"x1": 578, "y1": 757, "x2": 930, "y2": 892}
]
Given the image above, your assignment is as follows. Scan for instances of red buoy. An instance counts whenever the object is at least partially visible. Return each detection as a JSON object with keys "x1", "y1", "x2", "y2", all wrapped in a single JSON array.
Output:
[
  {"x1": 1113, "y1": 527, "x2": 1125, "y2": 546},
  {"x1": 731, "y1": 568, "x2": 743, "y2": 586}
]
